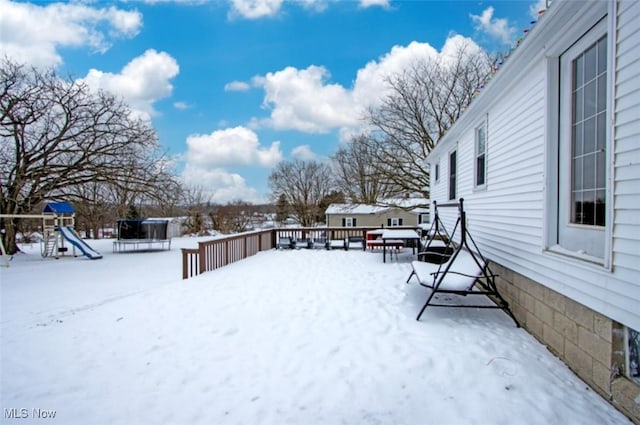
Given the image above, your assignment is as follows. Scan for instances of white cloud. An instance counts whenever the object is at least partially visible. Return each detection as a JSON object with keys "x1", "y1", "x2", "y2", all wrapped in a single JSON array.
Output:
[
  {"x1": 228, "y1": 0, "x2": 283, "y2": 19},
  {"x1": 185, "y1": 126, "x2": 282, "y2": 167},
  {"x1": 298, "y1": 0, "x2": 329, "y2": 13},
  {"x1": 224, "y1": 80, "x2": 251, "y2": 92},
  {"x1": 359, "y1": 0, "x2": 390, "y2": 9},
  {"x1": 182, "y1": 126, "x2": 281, "y2": 203},
  {"x1": 470, "y1": 6, "x2": 515, "y2": 45},
  {"x1": 181, "y1": 165, "x2": 263, "y2": 203},
  {"x1": 352, "y1": 40, "x2": 438, "y2": 108},
  {"x1": 142, "y1": 0, "x2": 207, "y2": 4},
  {"x1": 79, "y1": 49, "x2": 180, "y2": 120},
  {"x1": 0, "y1": 0, "x2": 142, "y2": 68},
  {"x1": 250, "y1": 37, "x2": 479, "y2": 138},
  {"x1": 291, "y1": 145, "x2": 317, "y2": 161},
  {"x1": 439, "y1": 33, "x2": 484, "y2": 64},
  {"x1": 253, "y1": 65, "x2": 360, "y2": 133},
  {"x1": 529, "y1": 0, "x2": 548, "y2": 20},
  {"x1": 173, "y1": 101, "x2": 191, "y2": 110}
]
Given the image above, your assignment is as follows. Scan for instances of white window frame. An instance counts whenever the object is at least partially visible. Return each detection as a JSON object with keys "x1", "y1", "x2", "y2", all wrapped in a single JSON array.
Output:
[
  {"x1": 448, "y1": 149, "x2": 457, "y2": 201},
  {"x1": 474, "y1": 118, "x2": 488, "y2": 189},
  {"x1": 544, "y1": 8, "x2": 612, "y2": 268},
  {"x1": 344, "y1": 217, "x2": 355, "y2": 227},
  {"x1": 390, "y1": 217, "x2": 401, "y2": 227}
]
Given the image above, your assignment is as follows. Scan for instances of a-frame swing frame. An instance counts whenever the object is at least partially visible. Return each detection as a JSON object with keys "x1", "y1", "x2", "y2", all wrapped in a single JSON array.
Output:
[{"x1": 411, "y1": 199, "x2": 520, "y2": 327}]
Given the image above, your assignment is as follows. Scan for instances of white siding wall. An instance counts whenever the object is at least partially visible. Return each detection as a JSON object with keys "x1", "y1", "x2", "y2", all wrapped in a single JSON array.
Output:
[
  {"x1": 467, "y1": 65, "x2": 546, "y2": 261},
  {"x1": 429, "y1": 158, "x2": 448, "y2": 204},
  {"x1": 429, "y1": 0, "x2": 640, "y2": 330},
  {"x1": 613, "y1": 0, "x2": 640, "y2": 286},
  {"x1": 433, "y1": 59, "x2": 551, "y2": 278}
]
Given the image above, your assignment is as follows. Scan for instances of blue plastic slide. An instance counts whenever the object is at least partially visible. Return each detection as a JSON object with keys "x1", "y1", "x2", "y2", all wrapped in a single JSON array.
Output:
[{"x1": 58, "y1": 226, "x2": 103, "y2": 259}]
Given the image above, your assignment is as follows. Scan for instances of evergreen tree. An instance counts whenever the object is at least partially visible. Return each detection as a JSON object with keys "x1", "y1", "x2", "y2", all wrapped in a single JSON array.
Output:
[
  {"x1": 275, "y1": 194, "x2": 289, "y2": 225},
  {"x1": 126, "y1": 204, "x2": 141, "y2": 219}
]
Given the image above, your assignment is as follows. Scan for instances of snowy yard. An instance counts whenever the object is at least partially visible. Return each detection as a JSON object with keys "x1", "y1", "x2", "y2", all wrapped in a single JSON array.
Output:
[{"x1": 0, "y1": 237, "x2": 632, "y2": 425}]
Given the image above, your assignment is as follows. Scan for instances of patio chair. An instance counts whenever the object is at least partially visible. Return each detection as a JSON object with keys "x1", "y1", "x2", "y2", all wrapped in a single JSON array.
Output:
[
  {"x1": 347, "y1": 236, "x2": 364, "y2": 250},
  {"x1": 406, "y1": 199, "x2": 520, "y2": 327},
  {"x1": 328, "y1": 239, "x2": 345, "y2": 250},
  {"x1": 294, "y1": 238, "x2": 311, "y2": 249},
  {"x1": 312, "y1": 238, "x2": 328, "y2": 249},
  {"x1": 277, "y1": 236, "x2": 294, "y2": 249}
]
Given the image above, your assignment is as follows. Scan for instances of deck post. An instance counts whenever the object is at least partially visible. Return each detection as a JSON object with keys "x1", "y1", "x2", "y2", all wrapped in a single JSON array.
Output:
[{"x1": 198, "y1": 242, "x2": 206, "y2": 275}]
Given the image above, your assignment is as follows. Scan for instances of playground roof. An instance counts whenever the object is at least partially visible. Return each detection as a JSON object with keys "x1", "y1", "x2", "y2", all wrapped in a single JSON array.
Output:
[{"x1": 43, "y1": 202, "x2": 75, "y2": 215}]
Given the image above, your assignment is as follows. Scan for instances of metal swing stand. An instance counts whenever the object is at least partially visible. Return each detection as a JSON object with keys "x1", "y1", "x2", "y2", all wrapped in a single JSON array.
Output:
[{"x1": 408, "y1": 198, "x2": 520, "y2": 327}]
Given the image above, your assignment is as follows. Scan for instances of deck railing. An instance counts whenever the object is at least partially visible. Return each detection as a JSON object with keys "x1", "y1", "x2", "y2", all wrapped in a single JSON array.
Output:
[{"x1": 181, "y1": 226, "x2": 421, "y2": 280}]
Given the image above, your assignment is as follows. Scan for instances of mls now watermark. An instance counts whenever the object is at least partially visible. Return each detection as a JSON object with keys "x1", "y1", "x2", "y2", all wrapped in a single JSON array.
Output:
[{"x1": 4, "y1": 408, "x2": 57, "y2": 419}]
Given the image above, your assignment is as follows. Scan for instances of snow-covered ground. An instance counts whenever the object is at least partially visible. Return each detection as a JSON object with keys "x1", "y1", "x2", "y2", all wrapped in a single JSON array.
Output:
[{"x1": 0, "y1": 237, "x2": 632, "y2": 424}]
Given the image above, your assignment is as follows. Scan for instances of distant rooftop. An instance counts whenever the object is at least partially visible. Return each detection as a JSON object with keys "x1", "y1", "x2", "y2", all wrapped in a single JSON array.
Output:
[{"x1": 326, "y1": 198, "x2": 430, "y2": 215}]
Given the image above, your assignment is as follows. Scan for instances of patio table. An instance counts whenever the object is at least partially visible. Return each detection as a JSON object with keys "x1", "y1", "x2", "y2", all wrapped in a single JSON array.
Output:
[{"x1": 381, "y1": 229, "x2": 420, "y2": 263}]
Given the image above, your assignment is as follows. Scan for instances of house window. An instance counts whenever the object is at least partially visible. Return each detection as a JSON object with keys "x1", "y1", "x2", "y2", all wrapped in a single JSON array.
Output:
[
  {"x1": 554, "y1": 18, "x2": 608, "y2": 261},
  {"x1": 475, "y1": 122, "x2": 487, "y2": 188},
  {"x1": 449, "y1": 150, "x2": 457, "y2": 200},
  {"x1": 388, "y1": 217, "x2": 403, "y2": 227},
  {"x1": 342, "y1": 217, "x2": 356, "y2": 227},
  {"x1": 418, "y1": 213, "x2": 429, "y2": 225},
  {"x1": 570, "y1": 36, "x2": 607, "y2": 227}
]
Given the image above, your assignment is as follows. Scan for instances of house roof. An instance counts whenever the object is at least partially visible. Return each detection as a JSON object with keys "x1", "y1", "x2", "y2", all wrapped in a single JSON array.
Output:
[
  {"x1": 325, "y1": 198, "x2": 430, "y2": 215},
  {"x1": 325, "y1": 204, "x2": 387, "y2": 215}
]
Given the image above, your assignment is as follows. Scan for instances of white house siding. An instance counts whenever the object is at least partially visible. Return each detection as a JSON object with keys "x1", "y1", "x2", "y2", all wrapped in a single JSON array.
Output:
[
  {"x1": 428, "y1": 163, "x2": 448, "y2": 209},
  {"x1": 612, "y1": 0, "x2": 640, "y2": 323},
  {"x1": 468, "y1": 65, "x2": 547, "y2": 259},
  {"x1": 431, "y1": 60, "x2": 548, "y2": 270},
  {"x1": 428, "y1": 0, "x2": 639, "y2": 332}
]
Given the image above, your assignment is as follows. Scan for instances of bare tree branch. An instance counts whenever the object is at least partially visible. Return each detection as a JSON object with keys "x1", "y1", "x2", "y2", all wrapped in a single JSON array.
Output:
[
  {"x1": 268, "y1": 159, "x2": 335, "y2": 227},
  {"x1": 364, "y1": 40, "x2": 494, "y2": 199},
  {"x1": 331, "y1": 134, "x2": 402, "y2": 204},
  {"x1": 0, "y1": 58, "x2": 176, "y2": 253}
]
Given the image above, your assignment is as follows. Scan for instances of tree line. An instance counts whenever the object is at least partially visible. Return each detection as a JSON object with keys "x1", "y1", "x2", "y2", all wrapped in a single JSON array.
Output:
[{"x1": 1, "y1": 41, "x2": 494, "y2": 253}]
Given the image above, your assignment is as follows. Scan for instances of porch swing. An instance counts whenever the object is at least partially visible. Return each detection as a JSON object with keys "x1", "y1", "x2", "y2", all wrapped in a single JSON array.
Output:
[{"x1": 407, "y1": 199, "x2": 520, "y2": 327}]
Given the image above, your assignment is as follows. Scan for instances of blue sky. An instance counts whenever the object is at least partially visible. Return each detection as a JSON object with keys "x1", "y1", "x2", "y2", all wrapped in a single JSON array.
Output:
[{"x1": 1, "y1": 0, "x2": 546, "y2": 203}]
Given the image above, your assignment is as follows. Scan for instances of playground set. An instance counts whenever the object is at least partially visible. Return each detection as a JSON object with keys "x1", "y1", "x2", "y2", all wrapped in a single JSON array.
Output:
[{"x1": 0, "y1": 201, "x2": 102, "y2": 266}]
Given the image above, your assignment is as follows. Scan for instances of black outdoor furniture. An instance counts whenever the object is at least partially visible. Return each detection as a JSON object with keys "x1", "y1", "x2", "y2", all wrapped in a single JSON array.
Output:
[{"x1": 406, "y1": 199, "x2": 520, "y2": 327}]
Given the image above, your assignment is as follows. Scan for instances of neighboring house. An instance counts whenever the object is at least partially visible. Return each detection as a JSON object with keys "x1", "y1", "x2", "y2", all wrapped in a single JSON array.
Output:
[
  {"x1": 425, "y1": 0, "x2": 639, "y2": 421},
  {"x1": 325, "y1": 199, "x2": 429, "y2": 228}
]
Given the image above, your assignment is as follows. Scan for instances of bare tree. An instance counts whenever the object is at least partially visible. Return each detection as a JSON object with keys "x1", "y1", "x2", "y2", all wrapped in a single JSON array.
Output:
[
  {"x1": 98, "y1": 156, "x2": 182, "y2": 220},
  {"x1": 67, "y1": 173, "x2": 182, "y2": 240},
  {"x1": 364, "y1": 40, "x2": 495, "y2": 198},
  {"x1": 332, "y1": 134, "x2": 402, "y2": 204},
  {"x1": 71, "y1": 181, "x2": 112, "y2": 239},
  {"x1": 216, "y1": 200, "x2": 253, "y2": 233},
  {"x1": 0, "y1": 58, "x2": 171, "y2": 253},
  {"x1": 181, "y1": 185, "x2": 210, "y2": 236},
  {"x1": 268, "y1": 159, "x2": 335, "y2": 227}
]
